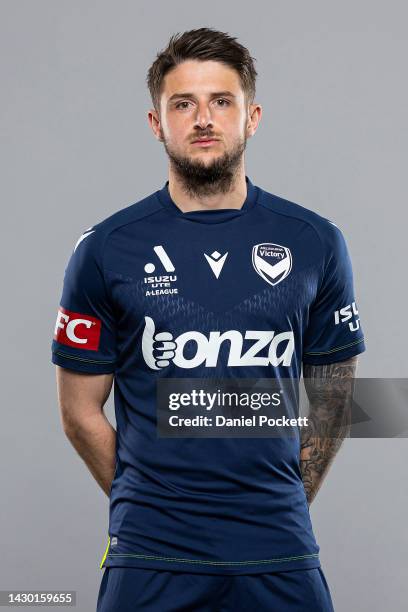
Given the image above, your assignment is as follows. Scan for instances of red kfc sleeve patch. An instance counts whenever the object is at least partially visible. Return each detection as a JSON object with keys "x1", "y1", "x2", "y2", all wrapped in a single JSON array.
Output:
[{"x1": 54, "y1": 306, "x2": 101, "y2": 351}]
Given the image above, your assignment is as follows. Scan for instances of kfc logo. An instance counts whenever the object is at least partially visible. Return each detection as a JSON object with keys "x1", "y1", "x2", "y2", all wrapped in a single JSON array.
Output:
[{"x1": 54, "y1": 307, "x2": 101, "y2": 350}]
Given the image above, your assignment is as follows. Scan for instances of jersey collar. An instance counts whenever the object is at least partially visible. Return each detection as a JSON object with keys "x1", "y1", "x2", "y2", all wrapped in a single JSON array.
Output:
[{"x1": 156, "y1": 176, "x2": 259, "y2": 224}]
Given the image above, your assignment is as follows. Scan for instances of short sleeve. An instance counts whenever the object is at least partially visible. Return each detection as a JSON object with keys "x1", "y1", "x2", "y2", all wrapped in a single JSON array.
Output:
[
  {"x1": 302, "y1": 222, "x2": 366, "y2": 365},
  {"x1": 51, "y1": 227, "x2": 118, "y2": 374}
]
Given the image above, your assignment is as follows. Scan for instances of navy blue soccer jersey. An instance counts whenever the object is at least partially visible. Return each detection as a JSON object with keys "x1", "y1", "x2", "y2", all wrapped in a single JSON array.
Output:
[{"x1": 51, "y1": 176, "x2": 365, "y2": 575}]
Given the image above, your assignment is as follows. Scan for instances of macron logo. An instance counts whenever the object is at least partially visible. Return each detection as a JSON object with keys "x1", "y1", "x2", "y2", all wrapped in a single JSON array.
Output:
[{"x1": 204, "y1": 250, "x2": 228, "y2": 279}]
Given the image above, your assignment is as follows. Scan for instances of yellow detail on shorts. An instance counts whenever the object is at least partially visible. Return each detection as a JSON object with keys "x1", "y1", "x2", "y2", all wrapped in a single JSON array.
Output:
[{"x1": 99, "y1": 536, "x2": 110, "y2": 569}]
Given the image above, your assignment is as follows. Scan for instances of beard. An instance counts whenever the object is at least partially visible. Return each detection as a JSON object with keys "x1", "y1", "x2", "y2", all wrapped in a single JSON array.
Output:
[{"x1": 162, "y1": 133, "x2": 247, "y2": 198}]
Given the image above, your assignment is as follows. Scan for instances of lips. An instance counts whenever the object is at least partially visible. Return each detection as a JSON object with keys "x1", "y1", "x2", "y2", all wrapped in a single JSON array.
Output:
[
  {"x1": 191, "y1": 138, "x2": 219, "y2": 146},
  {"x1": 192, "y1": 137, "x2": 218, "y2": 143}
]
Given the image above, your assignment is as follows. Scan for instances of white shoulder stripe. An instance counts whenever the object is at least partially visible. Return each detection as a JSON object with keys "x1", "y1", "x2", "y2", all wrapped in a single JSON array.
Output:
[{"x1": 74, "y1": 229, "x2": 95, "y2": 252}]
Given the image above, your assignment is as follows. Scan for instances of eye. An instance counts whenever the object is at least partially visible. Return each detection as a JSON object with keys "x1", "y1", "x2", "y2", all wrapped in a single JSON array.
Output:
[
  {"x1": 215, "y1": 98, "x2": 230, "y2": 107},
  {"x1": 175, "y1": 101, "x2": 192, "y2": 110}
]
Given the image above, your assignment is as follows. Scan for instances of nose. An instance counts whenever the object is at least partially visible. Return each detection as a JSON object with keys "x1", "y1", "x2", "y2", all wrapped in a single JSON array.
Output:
[{"x1": 194, "y1": 101, "x2": 213, "y2": 130}]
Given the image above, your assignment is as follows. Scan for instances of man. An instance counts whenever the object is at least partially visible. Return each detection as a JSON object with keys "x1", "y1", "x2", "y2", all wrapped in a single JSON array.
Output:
[{"x1": 52, "y1": 27, "x2": 365, "y2": 611}]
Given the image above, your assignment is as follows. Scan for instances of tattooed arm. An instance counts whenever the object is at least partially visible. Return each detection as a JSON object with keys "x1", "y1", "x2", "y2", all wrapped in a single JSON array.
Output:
[{"x1": 300, "y1": 355, "x2": 358, "y2": 505}]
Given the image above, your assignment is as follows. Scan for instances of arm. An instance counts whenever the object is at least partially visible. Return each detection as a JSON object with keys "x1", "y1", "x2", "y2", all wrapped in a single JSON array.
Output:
[
  {"x1": 300, "y1": 355, "x2": 358, "y2": 505},
  {"x1": 56, "y1": 365, "x2": 116, "y2": 496}
]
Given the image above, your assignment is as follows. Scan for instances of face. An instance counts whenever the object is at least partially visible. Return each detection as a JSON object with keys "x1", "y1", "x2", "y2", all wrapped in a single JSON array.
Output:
[{"x1": 148, "y1": 59, "x2": 261, "y2": 195}]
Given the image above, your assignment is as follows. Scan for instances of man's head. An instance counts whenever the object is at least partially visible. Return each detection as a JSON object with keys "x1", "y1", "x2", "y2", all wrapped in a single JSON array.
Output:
[{"x1": 147, "y1": 28, "x2": 261, "y2": 196}]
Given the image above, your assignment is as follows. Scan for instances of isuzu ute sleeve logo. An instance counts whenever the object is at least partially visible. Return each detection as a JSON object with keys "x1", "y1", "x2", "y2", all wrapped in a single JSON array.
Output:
[
  {"x1": 252, "y1": 243, "x2": 292, "y2": 286},
  {"x1": 334, "y1": 301, "x2": 360, "y2": 331}
]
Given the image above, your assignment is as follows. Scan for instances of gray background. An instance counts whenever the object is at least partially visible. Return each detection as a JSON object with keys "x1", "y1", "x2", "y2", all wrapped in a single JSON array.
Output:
[{"x1": 1, "y1": 1, "x2": 406, "y2": 610}]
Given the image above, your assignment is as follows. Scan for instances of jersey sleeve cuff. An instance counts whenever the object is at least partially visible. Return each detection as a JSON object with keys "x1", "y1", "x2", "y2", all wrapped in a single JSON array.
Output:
[
  {"x1": 302, "y1": 337, "x2": 366, "y2": 365},
  {"x1": 51, "y1": 349, "x2": 117, "y2": 374}
]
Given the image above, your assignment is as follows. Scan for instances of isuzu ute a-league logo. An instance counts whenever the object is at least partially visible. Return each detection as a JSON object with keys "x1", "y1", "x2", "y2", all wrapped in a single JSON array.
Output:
[
  {"x1": 141, "y1": 316, "x2": 295, "y2": 370},
  {"x1": 252, "y1": 243, "x2": 292, "y2": 287},
  {"x1": 144, "y1": 245, "x2": 178, "y2": 297}
]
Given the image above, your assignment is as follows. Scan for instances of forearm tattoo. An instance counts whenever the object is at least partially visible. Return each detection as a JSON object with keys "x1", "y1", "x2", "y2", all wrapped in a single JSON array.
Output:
[{"x1": 300, "y1": 356, "x2": 358, "y2": 505}]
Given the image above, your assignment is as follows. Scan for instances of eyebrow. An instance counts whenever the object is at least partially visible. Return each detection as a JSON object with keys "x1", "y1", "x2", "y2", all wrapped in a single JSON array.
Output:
[{"x1": 168, "y1": 91, "x2": 237, "y2": 103}]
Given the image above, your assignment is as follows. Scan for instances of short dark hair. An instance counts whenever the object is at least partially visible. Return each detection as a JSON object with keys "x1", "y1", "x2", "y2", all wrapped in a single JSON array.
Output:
[{"x1": 146, "y1": 27, "x2": 258, "y2": 112}]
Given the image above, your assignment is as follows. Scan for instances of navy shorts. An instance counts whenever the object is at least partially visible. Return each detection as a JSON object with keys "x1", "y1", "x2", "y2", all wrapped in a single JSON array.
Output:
[{"x1": 96, "y1": 566, "x2": 335, "y2": 611}]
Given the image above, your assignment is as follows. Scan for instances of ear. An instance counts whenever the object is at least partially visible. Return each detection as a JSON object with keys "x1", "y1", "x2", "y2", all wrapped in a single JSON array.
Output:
[
  {"x1": 148, "y1": 108, "x2": 164, "y2": 142},
  {"x1": 246, "y1": 103, "x2": 262, "y2": 138}
]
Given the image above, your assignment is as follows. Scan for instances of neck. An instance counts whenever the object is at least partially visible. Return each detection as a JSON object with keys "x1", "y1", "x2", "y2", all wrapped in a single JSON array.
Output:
[{"x1": 167, "y1": 163, "x2": 248, "y2": 213}]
